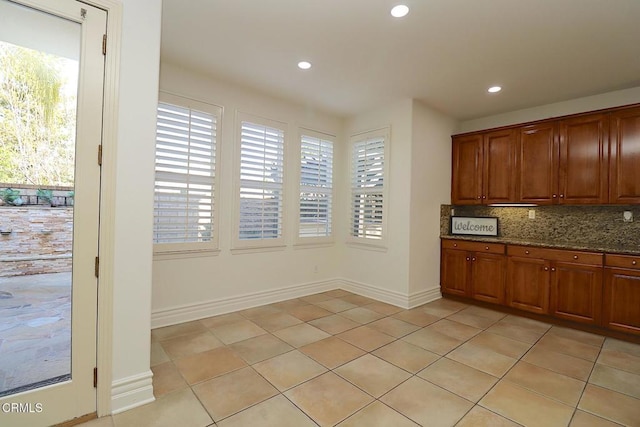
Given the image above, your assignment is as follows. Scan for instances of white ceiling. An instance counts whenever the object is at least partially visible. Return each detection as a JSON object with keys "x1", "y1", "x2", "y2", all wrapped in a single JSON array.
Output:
[{"x1": 160, "y1": 0, "x2": 640, "y2": 120}]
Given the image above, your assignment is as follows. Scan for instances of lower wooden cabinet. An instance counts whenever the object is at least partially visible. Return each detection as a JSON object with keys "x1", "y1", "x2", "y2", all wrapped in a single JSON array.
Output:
[
  {"x1": 441, "y1": 239, "x2": 631, "y2": 334},
  {"x1": 506, "y1": 256, "x2": 550, "y2": 315},
  {"x1": 441, "y1": 240, "x2": 505, "y2": 303},
  {"x1": 441, "y1": 240, "x2": 640, "y2": 336},
  {"x1": 506, "y1": 245, "x2": 603, "y2": 324},
  {"x1": 471, "y1": 253, "x2": 505, "y2": 304},
  {"x1": 603, "y1": 254, "x2": 640, "y2": 335},
  {"x1": 551, "y1": 262, "x2": 603, "y2": 325}
]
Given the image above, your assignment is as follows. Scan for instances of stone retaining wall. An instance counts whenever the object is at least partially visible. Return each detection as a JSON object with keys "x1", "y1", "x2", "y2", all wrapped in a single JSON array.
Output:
[{"x1": 0, "y1": 206, "x2": 73, "y2": 277}]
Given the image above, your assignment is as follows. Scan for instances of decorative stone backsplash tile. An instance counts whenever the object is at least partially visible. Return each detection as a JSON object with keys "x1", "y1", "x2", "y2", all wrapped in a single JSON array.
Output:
[{"x1": 441, "y1": 204, "x2": 640, "y2": 250}]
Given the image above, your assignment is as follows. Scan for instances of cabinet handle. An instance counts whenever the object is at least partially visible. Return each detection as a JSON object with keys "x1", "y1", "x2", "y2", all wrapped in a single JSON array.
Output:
[
  {"x1": 544, "y1": 267, "x2": 549, "y2": 271},
  {"x1": 525, "y1": 250, "x2": 530, "y2": 255},
  {"x1": 573, "y1": 255, "x2": 578, "y2": 260}
]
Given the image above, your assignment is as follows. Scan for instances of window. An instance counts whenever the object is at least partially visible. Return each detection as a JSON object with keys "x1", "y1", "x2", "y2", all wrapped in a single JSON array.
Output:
[
  {"x1": 299, "y1": 130, "x2": 334, "y2": 241},
  {"x1": 349, "y1": 128, "x2": 388, "y2": 244},
  {"x1": 236, "y1": 113, "x2": 286, "y2": 248},
  {"x1": 153, "y1": 94, "x2": 221, "y2": 253}
]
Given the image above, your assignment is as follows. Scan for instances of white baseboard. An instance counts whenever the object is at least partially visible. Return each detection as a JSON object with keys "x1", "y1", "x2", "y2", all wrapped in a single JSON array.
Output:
[
  {"x1": 338, "y1": 279, "x2": 441, "y2": 309},
  {"x1": 111, "y1": 370, "x2": 155, "y2": 415},
  {"x1": 407, "y1": 287, "x2": 442, "y2": 308},
  {"x1": 151, "y1": 278, "x2": 442, "y2": 329},
  {"x1": 337, "y1": 279, "x2": 412, "y2": 308},
  {"x1": 151, "y1": 278, "x2": 341, "y2": 329}
]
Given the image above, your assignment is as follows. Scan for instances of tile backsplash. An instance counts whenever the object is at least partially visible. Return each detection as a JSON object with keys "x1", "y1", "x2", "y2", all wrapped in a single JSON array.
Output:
[{"x1": 441, "y1": 205, "x2": 640, "y2": 249}]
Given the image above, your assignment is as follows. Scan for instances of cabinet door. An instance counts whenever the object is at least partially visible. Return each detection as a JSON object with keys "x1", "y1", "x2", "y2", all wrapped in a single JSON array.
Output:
[
  {"x1": 441, "y1": 249, "x2": 469, "y2": 297},
  {"x1": 506, "y1": 256, "x2": 550, "y2": 314},
  {"x1": 551, "y1": 262, "x2": 602, "y2": 325},
  {"x1": 483, "y1": 129, "x2": 516, "y2": 204},
  {"x1": 517, "y1": 123, "x2": 558, "y2": 204},
  {"x1": 471, "y1": 253, "x2": 505, "y2": 304},
  {"x1": 610, "y1": 107, "x2": 640, "y2": 204},
  {"x1": 603, "y1": 268, "x2": 640, "y2": 335},
  {"x1": 559, "y1": 114, "x2": 609, "y2": 204},
  {"x1": 451, "y1": 134, "x2": 482, "y2": 205}
]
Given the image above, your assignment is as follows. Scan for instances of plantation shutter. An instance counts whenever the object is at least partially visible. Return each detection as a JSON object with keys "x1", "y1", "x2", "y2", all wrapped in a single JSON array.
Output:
[
  {"x1": 351, "y1": 135, "x2": 385, "y2": 240},
  {"x1": 299, "y1": 134, "x2": 333, "y2": 238},
  {"x1": 154, "y1": 102, "x2": 216, "y2": 245},
  {"x1": 239, "y1": 121, "x2": 285, "y2": 240}
]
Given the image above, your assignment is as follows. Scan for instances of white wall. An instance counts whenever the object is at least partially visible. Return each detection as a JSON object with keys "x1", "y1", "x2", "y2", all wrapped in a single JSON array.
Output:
[
  {"x1": 409, "y1": 100, "x2": 456, "y2": 296},
  {"x1": 152, "y1": 62, "x2": 344, "y2": 326},
  {"x1": 457, "y1": 86, "x2": 640, "y2": 133},
  {"x1": 110, "y1": 0, "x2": 161, "y2": 412},
  {"x1": 340, "y1": 99, "x2": 414, "y2": 299}
]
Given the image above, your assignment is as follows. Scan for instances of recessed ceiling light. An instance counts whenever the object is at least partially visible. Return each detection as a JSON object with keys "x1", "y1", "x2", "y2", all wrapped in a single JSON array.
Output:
[
  {"x1": 391, "y1": 5, "x2": 409, "y2": 18},
  {"x1": 488, "y1": 86, "x2": 502, "y2": 93},
  {"x1": 297, "y1": 61, "x2": 312, "y2": 70}
]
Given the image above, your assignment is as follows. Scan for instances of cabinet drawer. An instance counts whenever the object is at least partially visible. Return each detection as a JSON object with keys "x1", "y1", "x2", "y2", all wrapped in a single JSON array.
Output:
[
  {"x1": 442, "y1": 239, "x2": 504, "y2": 254},
  {"x1": 507, "y1": 245, "x2": 603, "y2": 265},
  {"x1": 606, "y1": 254, "x2": 640, "y2": 270}
]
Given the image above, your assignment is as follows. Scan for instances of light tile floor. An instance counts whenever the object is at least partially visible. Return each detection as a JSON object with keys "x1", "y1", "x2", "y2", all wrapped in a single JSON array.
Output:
[{"x1": 79, "y1": 291, "x2": 640, "y2": 427}]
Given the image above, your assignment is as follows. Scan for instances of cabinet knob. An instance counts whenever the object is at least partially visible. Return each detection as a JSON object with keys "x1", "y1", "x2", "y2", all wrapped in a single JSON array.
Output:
[
  {"x1": 453, "y1": 243, "x2": 457, "y2": 247},
  {"x1": 633, "y1": 260, "x2": 637, "y2": 266},
  {"x1": 560, "y1": 194, "x2": 564, "y2": 198},
  {"x1": 573, "y1": 255, "x2": 578, "y2": 260},
  {"x1": 482, "y1": 196, "x2": 486, "y2": 199},
  {"x1": 477, "y1": 196, "x2": 481, "y2": 199},
  {"x1": 551, "y1": 267, "x2": 556, "y2": 272},
  {"x1": 485, "y1": 246, "x2": 490, "y2": 250},
  {"x1": 472, "y1": 257, "x2": 476, "y2": 261},
  {"x1": 544, "y1": 267, "x2": 549, "y2": 271},
  {"x1": 553, "y1": 194, "x2": 557, "y2": 198},
  {"x1": 466, "y1": 257, "x2": 470, "y2": 261}
]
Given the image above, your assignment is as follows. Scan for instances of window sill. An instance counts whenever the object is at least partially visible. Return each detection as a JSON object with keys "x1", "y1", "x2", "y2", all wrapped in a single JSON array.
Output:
[
  {"x1": 230, "y1": 245, "x2": 287, "y2": 255},
  {"x1": 293, "y1": 240, "x2": 335, "y2": 250},
  {"x1": 153, "y1": 248, "x2": 220, "y2": 261},
  {"x1": 345, "y1": 240, "x2": 388, "y2": 252}
]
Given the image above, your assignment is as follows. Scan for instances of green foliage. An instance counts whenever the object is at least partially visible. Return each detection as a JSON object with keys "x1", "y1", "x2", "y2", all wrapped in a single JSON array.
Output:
[
  {"x1": 36, "y1": 188, "x2": 54, "y2": 203},
  {"x1": 0, "y1": 41, "x2": 76, "y2": 186},
  {"x1": 0, "y1": 188, "x2": 22, "y2": 205}
]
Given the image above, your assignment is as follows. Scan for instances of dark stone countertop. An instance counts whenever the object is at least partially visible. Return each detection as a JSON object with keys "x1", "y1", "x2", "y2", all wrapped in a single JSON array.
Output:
[{"x1": 441, "y1": 235, "x2": 640, "y2": 256}]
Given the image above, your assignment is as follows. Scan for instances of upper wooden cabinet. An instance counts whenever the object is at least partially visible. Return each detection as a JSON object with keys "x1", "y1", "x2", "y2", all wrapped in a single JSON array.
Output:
[
  {"x1": 451, "y1": 129, "x2": 516, "y2": 205},
  {"x1": 517, "y1": 113, "x2": 608, "y2": 205},
  {"x1": 517, "y1": 122, "x2": 558, "y2": 204},
  {"x1": 451, "y1": 134, "x2": 483, "y2": 205},
  {"x1": 559, "y1": 113, "x2": 609, "y2": 204},
  {"x1": 452, "y1": 105, "x2": 639, "y2": 205},
  {"x1": 610, "y1": 107, "x2": 640, "y2": 204}
]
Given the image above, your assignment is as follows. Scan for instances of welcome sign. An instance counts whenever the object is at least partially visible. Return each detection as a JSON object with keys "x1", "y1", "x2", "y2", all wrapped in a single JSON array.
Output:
[{"x1": 451, "y1": 217, "x2": 498, "y2": 236}]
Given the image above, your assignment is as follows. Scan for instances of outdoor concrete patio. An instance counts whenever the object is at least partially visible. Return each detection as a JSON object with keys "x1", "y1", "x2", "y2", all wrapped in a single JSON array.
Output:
[{"x1": 0, "y1": 272, "x2": 71, "y2": 396}]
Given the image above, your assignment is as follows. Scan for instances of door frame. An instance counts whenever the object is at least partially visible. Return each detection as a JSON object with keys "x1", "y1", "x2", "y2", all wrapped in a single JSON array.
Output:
[{"x1": 82, "y1": 0, "x2": 122, "y2": 417}]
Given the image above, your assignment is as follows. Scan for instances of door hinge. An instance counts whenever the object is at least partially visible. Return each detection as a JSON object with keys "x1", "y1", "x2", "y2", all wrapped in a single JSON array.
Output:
[
  {"x1": 93, "y1": 367, "x2": 97, "y2": 388},
  {"x1": 94, "y1": 256, "x2": 99, "y2": 278},
  {"x1": 98, "y1": 144, "x2": 103, "y2": 166},
  {"x1": 102, "y1": 34, "x2": 107, "y2": 55}
]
